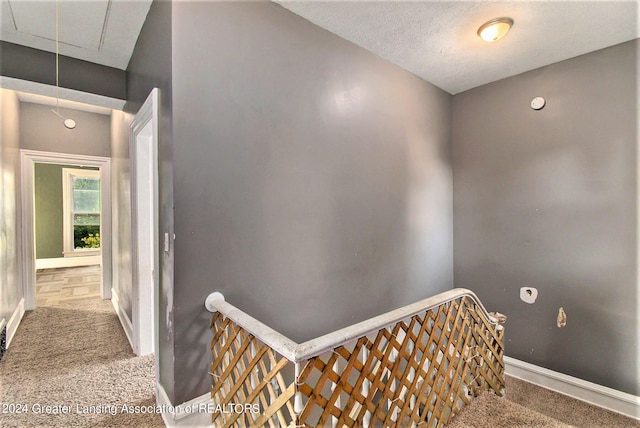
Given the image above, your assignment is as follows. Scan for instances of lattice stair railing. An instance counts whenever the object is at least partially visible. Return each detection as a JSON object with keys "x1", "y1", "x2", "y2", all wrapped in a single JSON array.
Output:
[{"x1": 207, "y1": 289, "x2": 506, "y2": 427}]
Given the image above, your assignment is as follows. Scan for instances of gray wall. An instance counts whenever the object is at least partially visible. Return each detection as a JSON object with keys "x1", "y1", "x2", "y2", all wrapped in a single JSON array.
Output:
[
  {"x1": 20, "y1": 102, "x2": 111, "y2": 158},
  {"x1": 171, "y1": 1, "x2": 453, "y2": 403},
  {"x1": 126, "y1": 0, "x2": 175, "y2": 402},
  {"x1": 0, "y1": 89, "x2": 22, "y2": 328},
  {"x1": 452, "y1": 40, "x2": 638, "y2": 395},
  {"x1": 110, "y1": 110, "x2": 134, "y2": 321},
  {"x1": 0, "y1": 41, "x2": 126, "y2": 100}
]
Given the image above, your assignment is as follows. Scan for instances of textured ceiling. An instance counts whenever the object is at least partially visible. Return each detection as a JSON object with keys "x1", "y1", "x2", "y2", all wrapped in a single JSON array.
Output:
[
  {"x1": 0, "y1": 0, "x2": 152, "y2": 70},
  {"x1": 1, "y1": 1, "x2": 637, "y2": 92},
  {"x1": 278, "y1": 1, "x2": 640, "y2": 94}
]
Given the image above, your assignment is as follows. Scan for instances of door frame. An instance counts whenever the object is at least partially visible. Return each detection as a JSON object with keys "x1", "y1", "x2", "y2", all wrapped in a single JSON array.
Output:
[
  {"x1": 20, "y1": 149, "x2": 112, "y2": 310},
  {"x1": 129, "y1": 88, "x2": 159, "y2": 358}
]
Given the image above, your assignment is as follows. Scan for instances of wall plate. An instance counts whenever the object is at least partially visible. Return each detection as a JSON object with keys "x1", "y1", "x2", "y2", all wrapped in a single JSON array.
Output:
[{"x1": 520, "y1": 287, "x2": 538, "y2": 304}]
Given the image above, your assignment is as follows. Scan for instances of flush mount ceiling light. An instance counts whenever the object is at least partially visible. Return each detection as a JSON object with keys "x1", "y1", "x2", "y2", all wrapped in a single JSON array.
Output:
[
  {"x1": 50, "y1": 0, "x2": 76, "y2": 130},
  {"x1": 51, "y1": 109, "x2": 77, "y2": 129},
  {"x1": 477, "y1": 17, "x2": 514, "y2": 42}
]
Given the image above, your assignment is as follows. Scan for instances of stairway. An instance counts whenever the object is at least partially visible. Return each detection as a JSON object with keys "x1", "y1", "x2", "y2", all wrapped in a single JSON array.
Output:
[
  {"x1": 449, "y1": 376, "x2": 640, "y2": 428},
  {"x1": 450, "y1": 392, "x2": 571, "y2": 428},
  {"x1": 206, "y1": 290, "x2": 639, "y2": 428}
]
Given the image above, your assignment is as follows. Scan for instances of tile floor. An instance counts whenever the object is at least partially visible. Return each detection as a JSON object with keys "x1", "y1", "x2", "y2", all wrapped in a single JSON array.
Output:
[{"x1": 35, "y1": 265, "x2": 102, "y2": 307}]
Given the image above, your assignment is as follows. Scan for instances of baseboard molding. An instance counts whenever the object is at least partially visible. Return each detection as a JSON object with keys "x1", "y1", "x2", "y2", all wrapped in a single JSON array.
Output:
[
  {"x1": 7, "y1": 298, "x2": 25, "y2": 349},
  {"x1": 505, "y1": 356, "x2": 640, "y2": 420},
  {"x1": 36, "y1": 256, "x2": 101, "y2": 270},
  {"x1": 110, "y1": 288, "x2": 134, "y2": 352},
  {"x1": 157, "y1": 382, "x2": 213, "y2": 427}
]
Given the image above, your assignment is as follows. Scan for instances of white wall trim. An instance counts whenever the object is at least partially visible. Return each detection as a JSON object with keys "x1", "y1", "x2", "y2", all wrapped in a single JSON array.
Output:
[
  {"x1": 0, "y1": 76, "x2": 125, "y2": 110},
  {"x1": 35, "y1": 256, "x2": 101, "y2": 270},
  {"x1": 6, "y1": 298, "x2": 25, "y2": 349},
  {"x1": 505, "y1": 356, "x2": 640, "y2": 420},
  {"x1": 110, "y1": 288, "x2": 134, "y2": 352},
  {"x1": 129, "y1": 88, "x2": 160, "y2": 360},
  {"x1": 20, "y1": 149, "x2": 112, "y2": 310},
  {"x1": 635, "y1": 34, "x2": 640, "y2": 416},
  {"x1": 157, "y1": 382, "x2": 213, "y2": 428}
]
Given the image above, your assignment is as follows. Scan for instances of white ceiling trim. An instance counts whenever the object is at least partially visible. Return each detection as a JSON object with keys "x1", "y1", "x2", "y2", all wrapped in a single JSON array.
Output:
[
  {"x1": 17, "y1": 91, "x2": 113, "y2": 115},
  {"x1": 1, "y1": 76, "x2": 125, "y2": 111}
]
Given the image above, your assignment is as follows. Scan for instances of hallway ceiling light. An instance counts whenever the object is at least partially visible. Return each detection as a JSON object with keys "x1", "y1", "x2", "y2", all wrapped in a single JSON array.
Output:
[
  {"x1": 51, "y1": 0, "x2": 76, "y2": 130},
  {"x1": 51, "y1": 109, "x2": 76, "y2": 129},
  {"x1": 477, "y1": 17, "x2": 514, "y2": 42}
]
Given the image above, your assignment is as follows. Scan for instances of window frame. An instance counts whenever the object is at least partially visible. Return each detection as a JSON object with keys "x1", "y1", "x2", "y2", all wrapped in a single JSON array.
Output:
[{"x1": 62, "y1": 167, "x2": 101, "y2": 257}]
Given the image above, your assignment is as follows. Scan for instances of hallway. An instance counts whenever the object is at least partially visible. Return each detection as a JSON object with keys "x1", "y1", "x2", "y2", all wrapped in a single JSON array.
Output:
[
  {"x1": 0, "y1": 295, "x2": 164, "y2": 427},
  {"x1": 36, "y1": 265, "x2": 101, "y2": 307}
]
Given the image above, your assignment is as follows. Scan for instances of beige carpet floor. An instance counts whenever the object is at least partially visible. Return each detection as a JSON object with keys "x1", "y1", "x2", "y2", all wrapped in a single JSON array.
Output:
[
  {"x1": 0, "y1": 298, "x2": 164, "y2": 427},
  {"x1": 450, "y1": 390, "x2": 570, "y2": 428},
  {"x1": 451, "y1": 376, "x2": 640, "y2": 428}
]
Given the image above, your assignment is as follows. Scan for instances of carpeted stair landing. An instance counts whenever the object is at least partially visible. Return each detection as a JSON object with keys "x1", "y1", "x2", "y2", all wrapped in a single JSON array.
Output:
[
  {"x1": 450, "y1": 392, "x2": 571, "y2": 428},
  {"x1": 450, "y1": 376, "x2": 640, "y2": 428}
]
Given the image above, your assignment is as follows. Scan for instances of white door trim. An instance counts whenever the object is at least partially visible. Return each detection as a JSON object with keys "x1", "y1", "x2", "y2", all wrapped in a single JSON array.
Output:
[
  {"x1": 20, "y1": 149, "x2": 112, "y2": 310},
  {"x1": 129, "y1": 88, "x2": 159, "y2": 360}
]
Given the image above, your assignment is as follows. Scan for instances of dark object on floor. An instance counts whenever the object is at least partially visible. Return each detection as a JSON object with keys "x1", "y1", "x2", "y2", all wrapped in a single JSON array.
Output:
[{"x1": 0, "y1": 321, "x2": 6, "y2": 361}]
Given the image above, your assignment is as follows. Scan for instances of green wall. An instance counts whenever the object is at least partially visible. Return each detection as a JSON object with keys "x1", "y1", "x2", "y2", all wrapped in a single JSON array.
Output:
[{"x1": 34, "y1": 163, "x2": 98, "y2": 259}]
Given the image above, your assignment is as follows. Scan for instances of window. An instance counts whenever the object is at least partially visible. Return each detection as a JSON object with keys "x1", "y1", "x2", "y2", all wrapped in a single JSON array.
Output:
[{"x1": 63, "y1": 168, "x2": 101, "y2": 256}]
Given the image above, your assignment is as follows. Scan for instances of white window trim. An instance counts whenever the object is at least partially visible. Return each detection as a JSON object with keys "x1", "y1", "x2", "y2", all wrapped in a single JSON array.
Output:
[{"x1": 62, "y1": 167, "x2": 102, "y2": 257}]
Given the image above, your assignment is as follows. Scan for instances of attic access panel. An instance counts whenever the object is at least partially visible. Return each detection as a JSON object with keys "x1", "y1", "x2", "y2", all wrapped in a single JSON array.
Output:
[{"x1": 7, "y1": 0, "x2": 109, "y2": 51}]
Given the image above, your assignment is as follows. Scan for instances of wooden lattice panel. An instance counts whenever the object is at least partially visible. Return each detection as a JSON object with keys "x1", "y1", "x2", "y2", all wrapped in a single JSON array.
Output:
[
  {"x1": 210, "y1": 313, "x2": 296, "y2": 427},
  {"x1": 210, "y1": 295, "x2": 505, "y2": 428},
  {"x1": 296, "y1": 297, "x2": 505, "y2": 427}
]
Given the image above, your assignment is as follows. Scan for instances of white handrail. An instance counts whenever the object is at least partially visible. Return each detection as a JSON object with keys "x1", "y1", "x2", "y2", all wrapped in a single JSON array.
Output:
[
  {"x1": 205, "y1": 288, "x2": 497, "y2": 363},
  {"x1": 206, "y1": 292, "x2": 298, "y2": 361}
]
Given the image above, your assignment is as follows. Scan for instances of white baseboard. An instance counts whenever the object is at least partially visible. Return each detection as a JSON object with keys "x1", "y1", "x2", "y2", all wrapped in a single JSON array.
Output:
[
  {"x1": 110, "y1": 288, "x2": 134, "y2": 352},
  {"x1": 36, "y1": 255, "x2": 101, "y2": 270},
  {"x1": 505, "y1": 356, "x2": 640, "y2": 420},
  {"x1": 7, "y1": 298, "x2": 25, "y2": 349},
  {"x1": 157, "y1": 382, "x2": 213, "y2": 428}
]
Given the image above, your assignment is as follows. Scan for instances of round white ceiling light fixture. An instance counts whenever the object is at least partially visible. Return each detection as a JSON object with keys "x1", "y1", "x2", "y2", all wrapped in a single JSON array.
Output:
[
  {"x1": 531, "y1": 97, "x2": 546, "y2": 110},
  {"x1": 477, "y1": 17, "x2": 514, "y2": 42},
  {"x1": 64, "y1": 118, "x2": 77, "y2": 129},
  {"x1": 51, "y1": 109, "x2": 77, "y2": 129}
]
